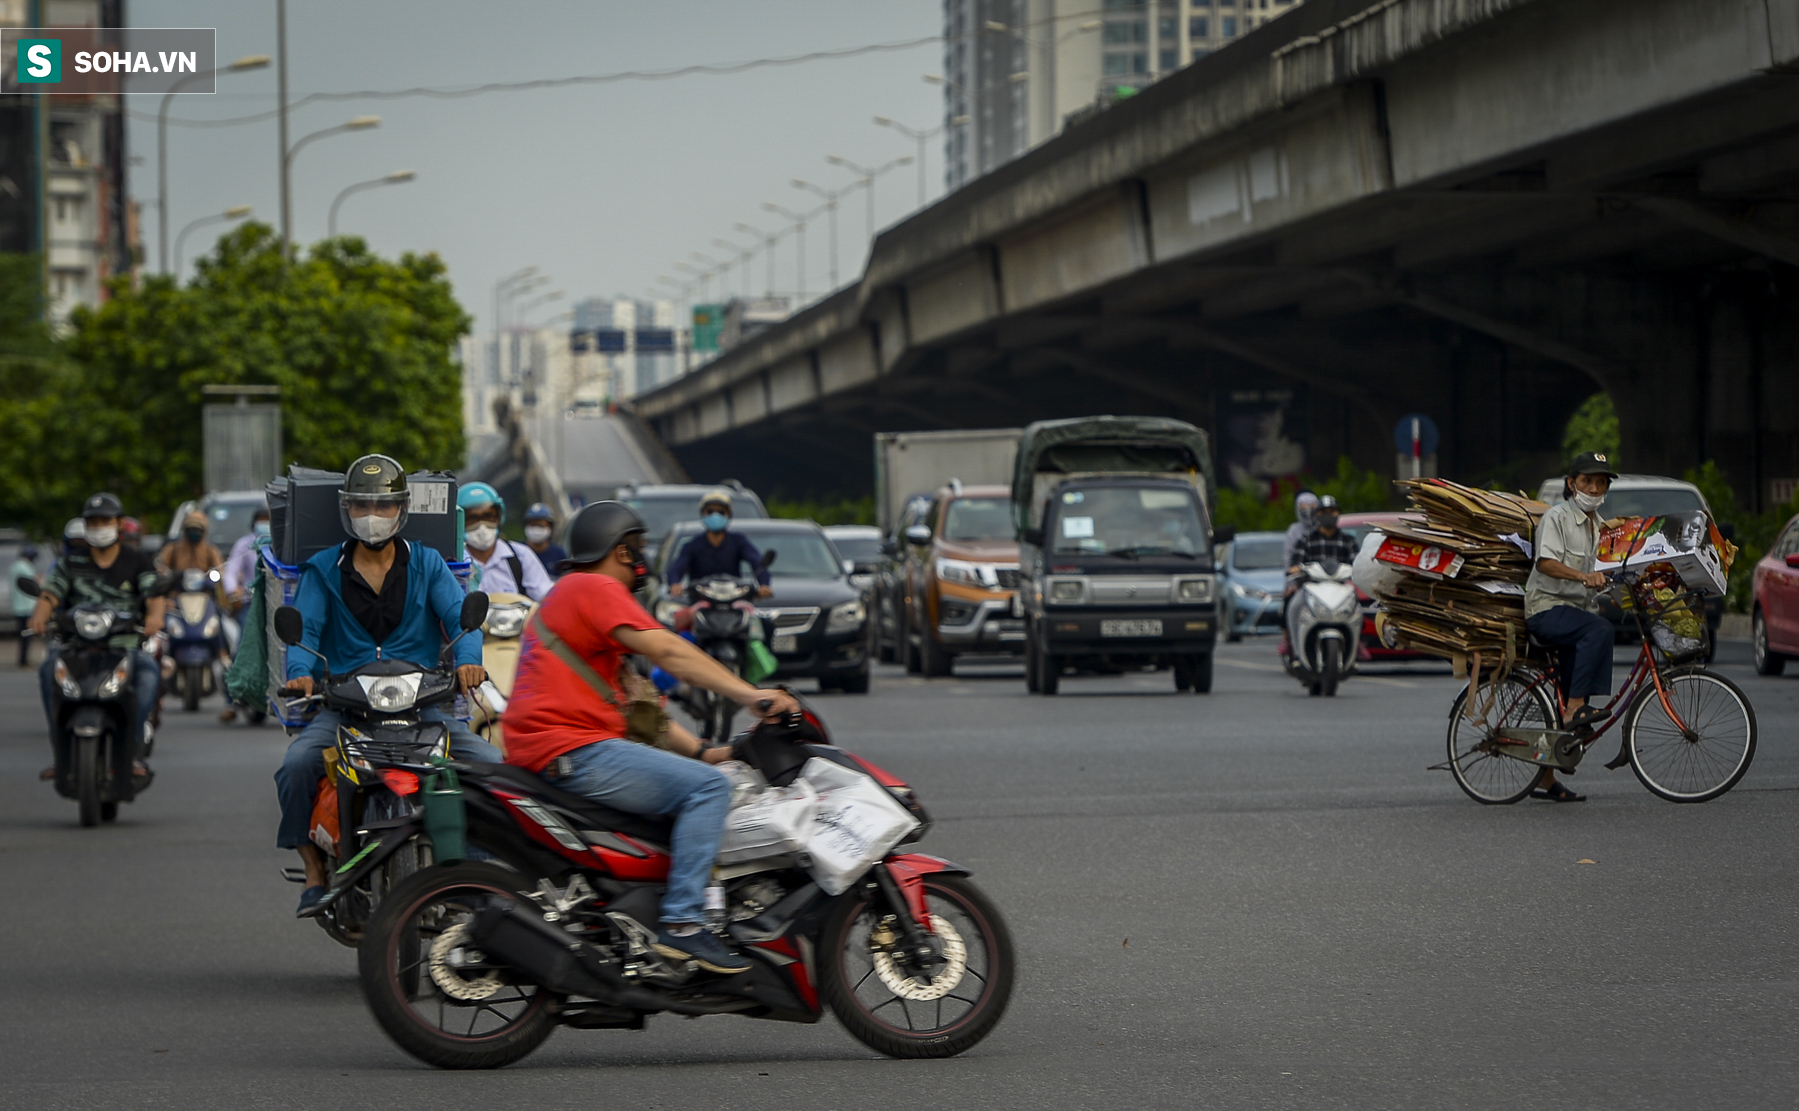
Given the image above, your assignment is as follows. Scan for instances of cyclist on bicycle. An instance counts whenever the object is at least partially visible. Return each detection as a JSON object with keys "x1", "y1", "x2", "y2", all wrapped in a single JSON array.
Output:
[{"x1": 1523, "y1": 451, "x2": 1619, "y2": 801}]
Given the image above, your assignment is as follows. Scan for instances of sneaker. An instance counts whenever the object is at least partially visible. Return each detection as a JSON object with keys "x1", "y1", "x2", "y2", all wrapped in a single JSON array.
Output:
[
  {"x1": 653, "y1": 927, "x2": 753, "y2": 974},
  {"x1": 218, "y1": 707, "x2": 237, "y2": 723},
  {"x1": 296, "y1": 885, "x2": 327, "y2": 917}
]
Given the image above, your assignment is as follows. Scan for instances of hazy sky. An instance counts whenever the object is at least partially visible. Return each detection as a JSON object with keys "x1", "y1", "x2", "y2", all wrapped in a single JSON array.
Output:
[{"x1": 127, "y1": 0, "x2": 943, "y2": 332}]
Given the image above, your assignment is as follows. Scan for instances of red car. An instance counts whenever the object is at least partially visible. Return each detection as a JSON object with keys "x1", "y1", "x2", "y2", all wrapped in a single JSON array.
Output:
[
  {"x1": 1752, "y1": 512, "x2": 1799, "y2": 675},
  {"x1": 1337, "y1": 511, "x2": 1431, "y2": 662}
]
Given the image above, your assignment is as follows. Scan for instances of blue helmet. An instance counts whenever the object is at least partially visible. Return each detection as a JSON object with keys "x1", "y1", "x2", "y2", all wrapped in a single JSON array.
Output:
[
  {"x1": 457, "y1": 481, "x2": 504, "y2": 523},
  {"x1": 523, "y1": 502, "x2": 555, "y2": 524}
]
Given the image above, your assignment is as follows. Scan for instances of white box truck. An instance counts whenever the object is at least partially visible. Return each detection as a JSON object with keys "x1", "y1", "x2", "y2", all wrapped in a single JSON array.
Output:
[{"x1": 873, "y1": 428, "x2": 1022, "y2": 537}]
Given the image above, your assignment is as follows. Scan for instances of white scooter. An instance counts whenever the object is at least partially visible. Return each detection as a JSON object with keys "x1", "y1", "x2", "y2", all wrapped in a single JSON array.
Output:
[{"x1": 1281, "y1": 559, "x2": 1360, "y2": 696}]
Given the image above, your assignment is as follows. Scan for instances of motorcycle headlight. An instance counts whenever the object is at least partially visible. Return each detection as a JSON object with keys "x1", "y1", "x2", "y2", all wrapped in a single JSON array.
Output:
[
  {"x1": 97, "y1": 657, "x2": 132, "y2": 698},
  {"x1": 1177, "y1": 578, "x2": 1214, "y2": 603},
  {"x1": 826, "y1": 599, "x2": 865, "y2": 633},
  {"x1": 935, "y1": 558, "x2": 984, "y2": 587},
  {"x1": 201, "y1": 615, "x2": 220, "y2": 638},
  {"x1": 73, "y1": 611, "x2": 114, "y2": 641},
  {"x1": 483, "y1": 604, "x2": 528, "y2": 639},
  {"x1": 356, "y1": 672, "x2": 423, "y2": 712},
  {"x1": 53, "y1": 658, "x2": 81, "y2": 698}
]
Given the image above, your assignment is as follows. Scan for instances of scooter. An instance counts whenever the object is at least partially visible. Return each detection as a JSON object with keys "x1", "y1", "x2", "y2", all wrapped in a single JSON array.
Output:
[
  {"x1": 1281, "y1": 559, "x2": 1360, "y2": 697},
  {"x1": 274, "y1": 594, "x2": 489, "y2": 946},
  {"x1": 19, "y1": 574, "x2": 172, "y2": 826},
  {"x1": 469, "y1": 590, "x2": 532, "y2": 753},
  {"x1": 166, "y1": 567, "x2": 226, "y2": 712},
  {"x1": 681, "y1": 557, "x2": 774, "y2": 740}
]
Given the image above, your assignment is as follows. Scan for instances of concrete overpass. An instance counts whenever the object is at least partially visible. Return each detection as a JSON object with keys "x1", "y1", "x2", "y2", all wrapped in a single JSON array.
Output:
[{"x1": 635, "y1": 0, "x2": 1799, "y2": 509}]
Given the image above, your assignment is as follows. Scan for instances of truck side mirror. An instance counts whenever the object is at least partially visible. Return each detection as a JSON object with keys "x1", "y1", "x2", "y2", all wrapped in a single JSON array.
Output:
[
  {"x1": 274, "y1": 605, "x2": 305, "y2": 646},
  {"x1": 1020, "y1": 526, "x2": 1044, "y2": 547},
  {"x1": 460, "y1": 592, "x2": 490, "y2": 632},
  {"x1": 904, "y1": 524, "x2": 931, "y2": 546}
]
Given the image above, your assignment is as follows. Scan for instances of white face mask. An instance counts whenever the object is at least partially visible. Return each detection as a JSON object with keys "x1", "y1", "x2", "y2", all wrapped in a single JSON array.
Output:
[
  {"x1": 85, "y1": 526, "x2": 118, "y2": 549},
  {"x1": 465, "y1": 524, "x2": 499, "y2": 551},
  {"x1": 1572, "y1": 491, "x2": 1604, "y2": 514},
  {"x1": 524, "y1": 524, "x2": 551, "y2": 544},
  {"x1": 351, "y1": 514, "x2": 401, "y2": 545}
]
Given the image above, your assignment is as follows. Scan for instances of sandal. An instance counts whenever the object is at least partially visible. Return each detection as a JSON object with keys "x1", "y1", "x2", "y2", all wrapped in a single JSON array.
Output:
[
  {"x1": 1532, "y1": 781, "x2": 1586, "y2": 802},
  {"x1": 1566, "y1": 704, "x2": 1605, "y2": 729}
]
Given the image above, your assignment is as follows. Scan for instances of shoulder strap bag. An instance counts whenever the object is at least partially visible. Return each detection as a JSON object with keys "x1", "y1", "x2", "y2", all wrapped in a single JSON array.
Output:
[{"x1": 525, "y1": 611, "x2": 670, "y2": 749}]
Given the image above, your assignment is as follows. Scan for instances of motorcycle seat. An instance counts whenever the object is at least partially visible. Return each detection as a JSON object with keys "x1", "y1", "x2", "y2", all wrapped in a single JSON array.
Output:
[{"x1": 472, "y1": 762, "x2": 675, "y2": 848}]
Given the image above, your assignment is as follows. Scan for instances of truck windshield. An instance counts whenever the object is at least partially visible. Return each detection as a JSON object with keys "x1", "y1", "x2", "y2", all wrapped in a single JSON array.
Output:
[
  {"x1": 943, "y1": 498, "x2": 1013, "y2": 541},
  {"x1": 1052, "y1": 486, "x2": 1204, "y2": 557}
]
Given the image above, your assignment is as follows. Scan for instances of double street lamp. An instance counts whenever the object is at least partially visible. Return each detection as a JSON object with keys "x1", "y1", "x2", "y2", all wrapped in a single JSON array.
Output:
[
  {"x1": 281, "y1": 115, "x2": 381, "y2": 254},
  {"x1": 762, "y1": 201, "x2": 824, "y2": 305},
  {"x1": 734, "y1": 222, "x2": 783, "y2": 297},
  {"x1": 873, "y1": 117, "x2": 943, "y2": 208},
  {"x1": 327, "y1": 170, "x2": 416, "y2": 238},
  {"x1": 158, "y1": 53, "x2": 269, "y2": 274},
  {"x1": 173, "y1": 205, "x2": 251, "y2": 277},
  {"x1": 825, "y1": 154, "x2": 913, "y2": 248},
  {"x1": 791, "y1": 177, "x2": 865, "y2": 293}
]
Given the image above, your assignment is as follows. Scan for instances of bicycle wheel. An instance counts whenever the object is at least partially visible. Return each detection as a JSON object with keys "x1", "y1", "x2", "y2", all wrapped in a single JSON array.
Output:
[
  {"x1": 1445, "y1": 674, "x2": 1553, "y2": 804},
  {"x1": 1625, "y1": 667, "x2": 1756, "y2": 803}
]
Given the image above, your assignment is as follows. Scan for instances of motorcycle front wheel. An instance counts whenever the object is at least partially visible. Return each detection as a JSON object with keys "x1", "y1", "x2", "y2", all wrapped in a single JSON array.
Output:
[
  {"x1": 359, "y1": 861, "x2": 554, "y2": 1070},
  {"x1": 819, "y1": 873, "x2": 1014, "y2": 1059},
  {"x1": 75, "y1": 734, "x2": 102, "y2": 828},
  {"x1": 1320, "y1": 640, "x2": 1341, "y2": 697}
]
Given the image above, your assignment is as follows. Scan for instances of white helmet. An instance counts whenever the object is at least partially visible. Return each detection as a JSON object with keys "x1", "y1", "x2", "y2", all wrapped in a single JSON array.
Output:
[{"x1": 699, "y1": 487, "x2": 735, "y2": 514}]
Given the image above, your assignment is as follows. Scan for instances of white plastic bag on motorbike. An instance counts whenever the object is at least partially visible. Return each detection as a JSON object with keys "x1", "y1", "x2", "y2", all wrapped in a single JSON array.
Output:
[
  {"x1": 716, "y1": 776, "x2": 817, "y2": 864},
  {"x1": 1351, "y1": 530, "x2": 1404, "y2": 600},
  {"x1": 794, "y1": 757, "x2": 921, "y2": 896}
]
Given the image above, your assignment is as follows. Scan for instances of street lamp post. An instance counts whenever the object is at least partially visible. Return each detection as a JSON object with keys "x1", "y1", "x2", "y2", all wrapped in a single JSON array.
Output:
[
  {"x1": 173, "y1": 205, "x2": 251, "y2": 277},
  {"x1": 762, "y1": 201, "x2": 822, "y2": 304},
  {"x1": 281, "y1": 115, "x2": 381, "y2": 254},
  {"x1": 675, "y1": 261, "x2": 712, "y2": 303},
  {"x1": 159, "y1": 54, "x2": 268, "y2": 274},
  {"x1": 873, "y1": 117, "x2": 942, "y2": 208},
  {"x1": 713, "y1": 238, "x2": 756, "y2": 300},
  {"x1": 327, "y1": 170, "x2": 416, "y2": 238},
  {"x1": 825, "y1": 154, "x2": 913, "y2": 248},
  {"x1": 734, "y1": 222, "x2": 782, "y2": 297},
  {"x1": 792, "y1": 178, "x2": 863, "y2": 292}
]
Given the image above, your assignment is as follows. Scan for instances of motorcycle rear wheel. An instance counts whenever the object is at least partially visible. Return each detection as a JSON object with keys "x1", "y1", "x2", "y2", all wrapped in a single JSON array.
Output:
[
  {"x1": 819, "y1": 874, "x2": 1015, "y2": 1059},
  {"x1": 359, "y1": 861, "x2": 555, "y2": 1070},
  {"x1": 76, "y1": 734, "x2": 101, "y2": 828},
  {"x1": 182, "y1": 666, "x2": 202, "y2": 712}
]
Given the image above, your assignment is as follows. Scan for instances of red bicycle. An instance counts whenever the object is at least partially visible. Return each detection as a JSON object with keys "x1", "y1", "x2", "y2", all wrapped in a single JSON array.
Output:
[{"x1": 1442, "y1": 572, "x2": 1756, "y2": 804}]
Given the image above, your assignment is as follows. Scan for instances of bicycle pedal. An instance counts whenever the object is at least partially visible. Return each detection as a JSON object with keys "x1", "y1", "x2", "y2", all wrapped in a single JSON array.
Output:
[{"x1": 280, "y1": 866, "x2": 307, "y2": 884}]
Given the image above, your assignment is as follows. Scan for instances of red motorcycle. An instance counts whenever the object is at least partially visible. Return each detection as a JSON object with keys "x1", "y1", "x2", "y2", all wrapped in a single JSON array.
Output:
[{"x1": 348, "y1": 704, "x2": 1013, "y2": 1069}]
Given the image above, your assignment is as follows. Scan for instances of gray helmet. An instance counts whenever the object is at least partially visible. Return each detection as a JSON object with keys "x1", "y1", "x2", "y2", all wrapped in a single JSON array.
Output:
[
  {"x1": 564, "y1": 500, "x2": 647, "y2": 568},
  {"x1": 340, "y1": 454, "x2": 410, "y2": 549}
]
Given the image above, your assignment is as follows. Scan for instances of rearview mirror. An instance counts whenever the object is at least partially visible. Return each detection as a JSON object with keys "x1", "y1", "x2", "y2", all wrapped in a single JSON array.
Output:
[
  {"x1": 904, "y1": 524, "x2": 931, "y2": 546},
  {"x1": 1786, "y1": 553, "x2": 1799, "y2": 570},
  {"x1": 842, "y1": 558, "x2": 855, "y2": 575},
  {"x1": 14, "y1": 575, "x2": 39, "y2": 598},
  {"x1": 274, "y1": 605, "x2": 305, "y2": 646},
  {"x1": 760, "y1": 549, "x2": 777, "y2": 570},
  {"x1": 1020, "y1": 526, "x2": 1043, "y2": 548},
  {"x1": 460, "y1": 592, "x2": 490, "y2": 632}
]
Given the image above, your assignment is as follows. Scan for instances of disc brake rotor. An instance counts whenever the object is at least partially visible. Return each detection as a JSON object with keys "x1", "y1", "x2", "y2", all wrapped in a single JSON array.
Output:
[
  {"x1": 870, "y1": 914, "x2": 967, "y2": 1001},
  {"x1": 428, "y1": 921, "x2": 503, "y2": 1001}
]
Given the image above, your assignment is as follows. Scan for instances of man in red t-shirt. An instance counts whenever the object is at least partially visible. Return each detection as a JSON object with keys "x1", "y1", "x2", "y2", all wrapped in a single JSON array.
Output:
[{"x1": 503, "y1": 501, "x2": 797, "y2": 975}]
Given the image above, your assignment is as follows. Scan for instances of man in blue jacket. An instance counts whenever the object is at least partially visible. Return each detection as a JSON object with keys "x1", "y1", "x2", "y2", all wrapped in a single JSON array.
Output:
[
  {"x1": 666, "y1": 488, "x2": 772, "y2": 598},
  {"x1": 273, "y1": 455, "x2": 500, "y2": 915}
]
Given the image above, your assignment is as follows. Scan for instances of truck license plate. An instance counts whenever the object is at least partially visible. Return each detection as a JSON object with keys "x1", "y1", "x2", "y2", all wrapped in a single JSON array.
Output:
[
  {"x1": 1101, "y1": 619, "x2": 1162, "y2": 638},
  {"x1": 772, "y1": 635, "x2": 798, "y2": 653}
]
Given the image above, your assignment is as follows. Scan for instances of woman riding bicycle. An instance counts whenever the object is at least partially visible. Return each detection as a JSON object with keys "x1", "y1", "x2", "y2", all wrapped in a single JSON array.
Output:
[{"x1": 1522, "y1": 451, "x2": 1619, "y2": 802}]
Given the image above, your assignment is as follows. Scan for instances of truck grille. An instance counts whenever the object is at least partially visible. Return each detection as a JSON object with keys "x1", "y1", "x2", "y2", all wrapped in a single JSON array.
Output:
[{"x1": 994, "y1": 568, "x2": 1020, "y2": 589}]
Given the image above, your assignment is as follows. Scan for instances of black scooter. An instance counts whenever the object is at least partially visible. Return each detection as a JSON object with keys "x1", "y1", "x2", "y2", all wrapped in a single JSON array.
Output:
[
  {"x1": 20, "y1": 573, "x2": 175, "y2": 827},
  {"x1": 682, "y1": 551, "x2": 775, "y2": 740}
]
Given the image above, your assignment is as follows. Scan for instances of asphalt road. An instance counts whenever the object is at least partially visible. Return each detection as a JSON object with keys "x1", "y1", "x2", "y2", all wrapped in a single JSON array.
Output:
[{"x1": 3, "y1": 636, "x2": 1796, "y2": 1110}]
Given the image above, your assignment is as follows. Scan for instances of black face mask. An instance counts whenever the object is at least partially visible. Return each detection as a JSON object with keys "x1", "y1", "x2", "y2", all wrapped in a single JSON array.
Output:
[
  {"x1": 619, "y1": 543, "x2": 648, "y2": 591},
  {"x1": 184, "y1": 528, "x2": 204, "y2": 543}
]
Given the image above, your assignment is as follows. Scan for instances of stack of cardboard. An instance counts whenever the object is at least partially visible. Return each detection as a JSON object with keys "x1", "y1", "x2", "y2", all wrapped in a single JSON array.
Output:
[{"x1": 1364, "y1": 479, "x2": 1549, "y2": 668}]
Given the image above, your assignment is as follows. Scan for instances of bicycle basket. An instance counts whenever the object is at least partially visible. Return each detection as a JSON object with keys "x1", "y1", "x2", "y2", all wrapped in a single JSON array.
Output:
[{"x1": 1628, "y1": 579, "x2": 1709, "y2": 663}]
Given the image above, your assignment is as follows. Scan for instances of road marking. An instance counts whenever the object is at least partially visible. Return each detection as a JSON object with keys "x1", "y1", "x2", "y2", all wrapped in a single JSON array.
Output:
[
  {"x1": 1216, "y1": 658, "x2": 1285, "y2": 673},
  {"x1": 1362, "y1": 677, "x2": 1419, "y2": 688}
]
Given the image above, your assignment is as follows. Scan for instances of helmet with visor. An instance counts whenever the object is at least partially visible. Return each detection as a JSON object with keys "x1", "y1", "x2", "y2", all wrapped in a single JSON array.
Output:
[{"x1": 340, "y1": 454, "x2": 410, "y2": 549}]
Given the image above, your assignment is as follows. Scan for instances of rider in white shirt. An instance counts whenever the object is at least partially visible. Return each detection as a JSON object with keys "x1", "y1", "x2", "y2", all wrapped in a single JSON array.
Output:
[{"x1": 457, "y1": 482, "x2": 553, "y2": 601}]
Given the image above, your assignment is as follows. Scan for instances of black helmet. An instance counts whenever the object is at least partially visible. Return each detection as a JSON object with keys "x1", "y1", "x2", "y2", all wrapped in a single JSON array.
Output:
[
  {"x1": 81, "y1": 492, "x2": 123, "y2": 519},
  {"x1": 340, "y1": 454, "x2": 410, "y2": 549},
  {"x1": 564, "y1": 500, "x2": 647, "y2": 568}
]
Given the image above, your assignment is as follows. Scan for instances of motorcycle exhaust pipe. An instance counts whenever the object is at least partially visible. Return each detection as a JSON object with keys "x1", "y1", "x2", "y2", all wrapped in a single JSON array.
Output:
[{"x1": 469, "y1": 898, "x2": 716, "y2": 1015}]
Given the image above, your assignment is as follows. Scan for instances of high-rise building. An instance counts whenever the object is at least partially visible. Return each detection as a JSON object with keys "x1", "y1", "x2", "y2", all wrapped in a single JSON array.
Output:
[
  {"x1": 0, "y1": 0, "x2": 138, "y2": 325},
  {"x1": 942, "y1": 0, "x2": 1305, "y2": 191}
]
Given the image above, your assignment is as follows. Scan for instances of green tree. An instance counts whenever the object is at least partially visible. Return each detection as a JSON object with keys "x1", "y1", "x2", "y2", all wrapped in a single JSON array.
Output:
[
  {"x1": 1212, "y1": 456, "x2": 1393, "y2": 534},
  {"x1": 1562, "y1": 391, "x2": 1619, "y2": 467},
  {"x1": 55, "y1": 224, "x2": 469, "y2": 531},
  {"x1": 0, "y1": 254, "x2": 89, "y2": 537}
]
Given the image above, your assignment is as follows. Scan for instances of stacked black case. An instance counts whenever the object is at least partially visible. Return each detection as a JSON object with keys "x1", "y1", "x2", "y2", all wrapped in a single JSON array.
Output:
[{"x1": 266, "y1": 466, "x2": 460, "y2": 566}]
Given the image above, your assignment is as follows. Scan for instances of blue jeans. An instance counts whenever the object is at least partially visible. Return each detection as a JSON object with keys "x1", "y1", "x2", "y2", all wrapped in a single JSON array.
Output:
[
  {"x1": 542, "y1": 739, "x2": 730, "y2": 927},
  {"x1": 1527, "y1": 605, "x2": 1614, "y2": 700},
  {"x1": 39, "y1": 649, "x2": 159, "y2": 756},
  {"x1": 274, "y1": 707, "x2": 499, "y2": 850}
]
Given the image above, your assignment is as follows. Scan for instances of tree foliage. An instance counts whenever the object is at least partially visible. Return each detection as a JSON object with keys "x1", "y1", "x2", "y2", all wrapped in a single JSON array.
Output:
[
  {"x1": 1212, "y1": 456, "x2": 1393, "y2": 534},
  {"x1": 0, "y1": 226, "x2": 470, "y2": 536},
  {"x1": 1562, "y1": 391, "x2": 1620, "y2": 467},
  {"x1": 1683, "y1": 460, "x2": 1799, "y2": 612}
]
